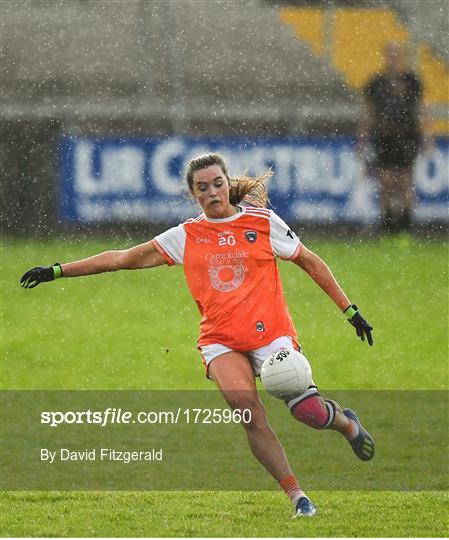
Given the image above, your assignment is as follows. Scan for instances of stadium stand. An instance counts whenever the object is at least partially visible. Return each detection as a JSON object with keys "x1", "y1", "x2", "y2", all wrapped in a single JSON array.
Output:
[
  {"x1": 389, "y1": 0, "x2": 448, "y2": 62},
  {"x1": 1, "y1": 2, "x2": 148, "y2": 105},
  {"x1": 3, "y1": 0, "x2": 446, "y2": 134},
  {"x1": 278, "y1": 3, "x2": 448, "y2": 133},
  {"x1": 1, "y1": 0, "x2": 355, "y2": 133}
]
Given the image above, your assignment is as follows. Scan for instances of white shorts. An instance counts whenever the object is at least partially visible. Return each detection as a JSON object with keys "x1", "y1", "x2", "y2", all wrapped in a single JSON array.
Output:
[
  {"x1": 200, "y1": 336, "x2": 319, "y2": 408},
  {"x1": 200, "y1": 336, "x2": 296, "y2": 377}
]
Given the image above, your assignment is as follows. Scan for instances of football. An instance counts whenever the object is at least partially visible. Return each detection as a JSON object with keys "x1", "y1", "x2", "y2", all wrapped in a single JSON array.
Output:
[{"x1": 260, "y1": 348, "x2": 312, "y2": 400}]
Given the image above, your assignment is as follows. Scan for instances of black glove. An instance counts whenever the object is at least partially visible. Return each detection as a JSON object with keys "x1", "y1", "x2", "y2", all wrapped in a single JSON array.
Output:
[
  {"x1": 20, "y1": 264, "x2": 63, "y2": 289},
  {"x1": 344, "y1": 304, "x2": 373, "y2": 346}
]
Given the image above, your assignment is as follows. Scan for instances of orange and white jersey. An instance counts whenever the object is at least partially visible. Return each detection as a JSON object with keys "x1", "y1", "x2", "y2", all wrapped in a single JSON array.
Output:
[{"x1": 152, "y1": 206, "x2": 302, "y2": 351}]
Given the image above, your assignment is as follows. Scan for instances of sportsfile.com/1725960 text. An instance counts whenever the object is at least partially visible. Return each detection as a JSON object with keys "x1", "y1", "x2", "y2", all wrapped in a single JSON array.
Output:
[{"x1": 40, "y1": 408, "x2": 252, "y2": 427}]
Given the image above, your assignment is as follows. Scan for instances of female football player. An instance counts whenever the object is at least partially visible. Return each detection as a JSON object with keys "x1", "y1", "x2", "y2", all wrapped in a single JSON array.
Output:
[{"x1": 20, "y1": 153, "x2": 374, "y2": 518}]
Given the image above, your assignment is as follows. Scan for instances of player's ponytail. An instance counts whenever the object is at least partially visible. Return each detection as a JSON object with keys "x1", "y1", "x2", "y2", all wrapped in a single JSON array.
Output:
[{"x1": 228, "y1": 170, "x2": 271, "y2": 208}]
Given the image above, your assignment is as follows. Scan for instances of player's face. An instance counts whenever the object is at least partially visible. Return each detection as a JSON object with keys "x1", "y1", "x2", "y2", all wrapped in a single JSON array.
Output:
[{"x1": 192, "y1": 165, "x2": 234, "y2": 218}]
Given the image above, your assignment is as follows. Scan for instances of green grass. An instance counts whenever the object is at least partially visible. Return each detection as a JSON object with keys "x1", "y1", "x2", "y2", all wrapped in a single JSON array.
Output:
[
  {"x1": 1, "y1": 491, "x2": 448, "y2": 537},
  {"x1": 1, "y1": 236, "x2": 448, "y2": 537},
  {"x1": 3, "y1": 237, "x2": 447, "y2": 390}
]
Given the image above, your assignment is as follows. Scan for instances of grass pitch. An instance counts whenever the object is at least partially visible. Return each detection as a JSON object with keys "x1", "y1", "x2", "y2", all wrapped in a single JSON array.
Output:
[
  {"x1": 1, "y1": 235, "x2": 448, "y2": 537},
  {"x1": 2, "y1": 491, "x2": 448, "y2": 537}
]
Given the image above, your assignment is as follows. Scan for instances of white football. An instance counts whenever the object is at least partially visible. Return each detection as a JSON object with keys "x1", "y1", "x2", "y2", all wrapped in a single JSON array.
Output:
[{"x1": 260, "y1": 348, "x2": 312, "y2": 400}]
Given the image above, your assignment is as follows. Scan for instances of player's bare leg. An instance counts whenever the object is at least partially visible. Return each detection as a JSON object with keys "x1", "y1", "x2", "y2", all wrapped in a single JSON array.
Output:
[
  {"x1": 209, "y1": 351, "x2": 292, "y2": 480},
  {"x1": 209, "y1": 351, "x2": 316, "y2": 516}
]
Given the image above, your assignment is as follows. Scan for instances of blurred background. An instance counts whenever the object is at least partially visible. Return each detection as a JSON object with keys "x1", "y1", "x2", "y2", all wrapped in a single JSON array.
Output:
[
  {"x1": 1, "y1": 0, "x2": 448, "y2": 236},
  {"x1": 2, "y1": 9, "x2": 448, "y2": 537},
  {"x1": 1, "y1": 1, "x2": 448, "y2": 420}
]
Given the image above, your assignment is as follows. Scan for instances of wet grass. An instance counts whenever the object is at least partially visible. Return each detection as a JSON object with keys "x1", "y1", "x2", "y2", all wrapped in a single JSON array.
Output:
[
  {"x1": 3, "y1": 235, "x2": 447, "y2": 390},
  {"x1": 1, "y1": 491, "x2": 447, "y2": 537},
  {"x1": 1, "y1": 235, "x2": 448, "y2": 536}
]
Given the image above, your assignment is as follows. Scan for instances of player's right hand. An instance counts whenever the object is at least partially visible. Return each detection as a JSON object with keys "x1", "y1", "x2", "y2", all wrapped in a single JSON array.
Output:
[{"x1": 20, "y1": 264, "x2": 62, "y2": 289}]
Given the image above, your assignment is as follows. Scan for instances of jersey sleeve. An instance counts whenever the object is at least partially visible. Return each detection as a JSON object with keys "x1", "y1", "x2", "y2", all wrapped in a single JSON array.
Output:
[
  {"x1": 152, "y1": 224, "x2": 186, "y2": 265},
  {"x1": 269, "y1": 211, "x2": 301, "y2": 260}
]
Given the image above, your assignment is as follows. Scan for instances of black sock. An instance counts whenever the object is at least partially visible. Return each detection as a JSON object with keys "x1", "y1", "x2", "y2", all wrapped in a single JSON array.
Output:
[
  {"x1": 382, "y1": 210, "x2": 393, "y2": 233},
  {"x1": 390, "y1": 211, "x2": 403, "y2": 234},
  {"x1": 399, "y1": 210, "x2": 412, "y2": 232}
]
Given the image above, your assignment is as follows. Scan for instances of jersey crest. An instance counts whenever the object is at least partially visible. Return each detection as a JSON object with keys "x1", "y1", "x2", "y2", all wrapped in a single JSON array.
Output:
[
  {"x1": 245, "y1": 230, "x2": 257, "y2": 243},
  {"x1": 208, "y1": 263, "x2": 245, "y2": 292}
]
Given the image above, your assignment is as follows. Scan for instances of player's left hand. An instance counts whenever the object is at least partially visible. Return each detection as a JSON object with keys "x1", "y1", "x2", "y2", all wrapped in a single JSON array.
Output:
[{"x1": 344, "y1": 305, "x2": 373, "y2": 346}]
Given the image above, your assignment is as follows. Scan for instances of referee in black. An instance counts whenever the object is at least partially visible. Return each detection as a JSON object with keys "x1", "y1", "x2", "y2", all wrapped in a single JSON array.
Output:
[{"x1": 359, "y1": 43, "x2": 432, "y2": 234}]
